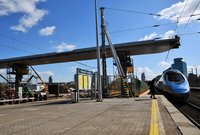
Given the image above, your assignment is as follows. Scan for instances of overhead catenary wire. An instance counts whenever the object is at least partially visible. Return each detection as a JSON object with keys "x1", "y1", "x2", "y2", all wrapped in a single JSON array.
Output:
[
  {"x1": 0, "y1": 42, "x2": 96, "y2": 69},
  {"x1": 108, "y1": 17, "x2": 200, "y2": 35},
  {"x1": 105, "y1": 7, "x2": 200, "y2": 19},
  {"x1": 175, "y1": 0, "x2": 189, "y2": 33},
  {"x1": 109, "y1": 22, "x2": 176, "y2": 34},
  {"x1": 104, "y1": 6, "x2": 200, "y2": 36},
  {"x1": 106, "y1": 7, "x2": 167, "y2": 17},
  {"x1": 178, "y1": 31, "x2": 200, "y2": 36},
  {"x1": 0, "y1": 43, "x2": 35, "y2": 54},
  {"x1": 0, "y1": 32, "x2": 48, "y2": 53},
  {"x1": 167, "y1": 0, "x2": 189, "y2": 62},
  {"x1": 184, "y1": 0, "x2": 200, "y2": 29},
  {"x1": 73, "y1": 61, "x2": 96, "y2": 69},
  {"x1": 0, "y1": 32, "x2": 97, "y2": 69},
  {"x1": 109, "y1": 20, "x2": 196, "y2": 35},
  {"x1": 165, "y1": 50, "x2": 171, "y2": 62}
]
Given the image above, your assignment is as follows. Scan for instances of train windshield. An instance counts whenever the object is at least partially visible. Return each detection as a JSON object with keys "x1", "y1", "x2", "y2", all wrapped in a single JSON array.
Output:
[{"x1": 165, "y1": 71, "x2": 184, "y2": 83}]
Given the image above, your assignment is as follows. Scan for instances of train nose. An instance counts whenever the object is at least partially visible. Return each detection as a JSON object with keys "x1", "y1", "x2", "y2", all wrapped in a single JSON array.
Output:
[
  {"x1": 171, "y1": 85, "x2": 190, "y2": 99},
  {"x1": 174, "y1": 88, "x2": 189, "y2": 94},
  {"x1": 171, "y1": 82, "x2": 190, "y2": 93}
]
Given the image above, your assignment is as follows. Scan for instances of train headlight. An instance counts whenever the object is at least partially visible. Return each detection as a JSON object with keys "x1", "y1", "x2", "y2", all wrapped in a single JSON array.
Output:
[{"x1": 186, "y1": 85, "x2": 190, "y2": 91}]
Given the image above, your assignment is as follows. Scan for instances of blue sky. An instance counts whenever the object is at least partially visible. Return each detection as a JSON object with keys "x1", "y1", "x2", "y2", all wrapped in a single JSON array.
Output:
[{"x1": 0, "y1": 0, "x2": 200, "y2": 82}]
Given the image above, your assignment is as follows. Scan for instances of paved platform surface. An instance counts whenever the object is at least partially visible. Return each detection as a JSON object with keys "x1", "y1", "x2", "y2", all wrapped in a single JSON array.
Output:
[{"x1": 0, "y1": 96, "x2": 199, "y2": 135}]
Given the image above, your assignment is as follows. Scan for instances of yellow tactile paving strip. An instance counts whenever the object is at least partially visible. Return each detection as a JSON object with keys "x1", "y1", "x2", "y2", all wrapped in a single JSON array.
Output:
[{"x1": 149, "y1": 99, "x2": 159, "y2": 135}]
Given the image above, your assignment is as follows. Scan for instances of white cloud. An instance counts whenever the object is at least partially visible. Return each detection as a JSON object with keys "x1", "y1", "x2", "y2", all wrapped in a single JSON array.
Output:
[
  {"x1": 157, "y1": 61, "x2": 171, "y2": 70},
  {"x1": 163, "y1": 30, "x2": 175, "y2": 39},
  {"x1": 139, "y1": 32, "x2": 157, "y2": 41},
  {"x1": 0, "y1": 0, "x2": 47, "y2": 32},
  {"x1": 135, "y1": 62, "x2": 171, "y2": 80},
  {"x1": 139, "y1": 30, "x2": 175, "y2": 41},
  {"x1": 157, "y1": 0, "x2": 200, "y2": 24},
  {"x1": 38, "y1": 70, "x2": 54, "y2": 76},
  {"x1": 0, "y1": 69, "x2": 6, "y2": 74},
  {"x1": 31, "y1": 70, "x2": 54, "y2": 82},
  {"x1": 69, "y1": 66, "x2": 78, "y2": 74},
  {"x1": 39, "y1": 26, "x2": 56, "y2": 36},
  {"x1": 55, "y1": 42, "x2": 76, "y2": 52},
  {"x1": 136, "y1": 66, "x2": 159, "y2": 80}
]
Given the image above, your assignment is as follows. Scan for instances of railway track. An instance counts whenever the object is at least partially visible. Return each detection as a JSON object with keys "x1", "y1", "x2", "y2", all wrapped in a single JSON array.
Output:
[
  {"x1": 181, "y1": 102, "x2": 200, "y2": 129},
  {"x1": 186, "y1": 102, "x2": 200, "y2": 111},
  {"x1": 172, "y1": 100, "x2": 200, "y2": 129},
  {"x1": 167, "y1": 88, "x2": 200, "y2": 129}
]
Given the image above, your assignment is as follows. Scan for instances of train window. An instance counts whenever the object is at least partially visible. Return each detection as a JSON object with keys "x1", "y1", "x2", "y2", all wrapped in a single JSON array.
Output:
[{"x1": 165, "y1": 72, "x2": 184, "y2": 82}]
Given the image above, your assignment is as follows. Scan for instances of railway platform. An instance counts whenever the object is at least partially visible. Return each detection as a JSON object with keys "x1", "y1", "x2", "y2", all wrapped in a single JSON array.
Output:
[{"x1": 0, "y1": 95, "x2": 199, "y2": 135}]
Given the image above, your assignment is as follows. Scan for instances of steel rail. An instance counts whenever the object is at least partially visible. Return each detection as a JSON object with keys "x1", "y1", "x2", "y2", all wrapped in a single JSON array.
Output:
[
  {"x1": 175, "y1": 102, "x2": 200, "y2": 129},
  {"x1": 186, "y1": 102, "x2": 200, "y2": 111}
]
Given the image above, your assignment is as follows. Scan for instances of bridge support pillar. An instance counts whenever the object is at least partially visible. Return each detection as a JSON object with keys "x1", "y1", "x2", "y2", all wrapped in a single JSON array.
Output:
[{"x1": 7, "y1": 64, "x2": 29, "y2": 98}]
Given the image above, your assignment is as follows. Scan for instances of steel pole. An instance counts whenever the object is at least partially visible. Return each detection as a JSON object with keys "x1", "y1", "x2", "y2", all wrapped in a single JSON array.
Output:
[
  {"x1": 95, "y1": 0, "x2": 102, "y2": 102},
  {"x1": 100, "y1": 7, "x2": 108, "y2": 97}
]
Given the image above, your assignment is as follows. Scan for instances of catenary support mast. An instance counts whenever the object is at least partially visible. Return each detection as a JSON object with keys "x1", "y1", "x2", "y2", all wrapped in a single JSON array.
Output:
[
  {"x1": 100, "y1": 7, "x2": 108, "y2": 97},
  {"x1": 95, "y1": 0, "x2": 102, "y2": 101}
]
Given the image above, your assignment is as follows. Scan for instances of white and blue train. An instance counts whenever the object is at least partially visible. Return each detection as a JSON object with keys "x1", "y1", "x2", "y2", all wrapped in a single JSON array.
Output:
[{"x1": 155, "y1": 69, "x2": 190, "y2": 100}]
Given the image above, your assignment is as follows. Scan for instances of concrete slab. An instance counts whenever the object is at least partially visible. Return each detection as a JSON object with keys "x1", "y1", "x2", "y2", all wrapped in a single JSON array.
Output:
[{"x1": 0, "y1": 97, "x2": 193, "y2": 135}]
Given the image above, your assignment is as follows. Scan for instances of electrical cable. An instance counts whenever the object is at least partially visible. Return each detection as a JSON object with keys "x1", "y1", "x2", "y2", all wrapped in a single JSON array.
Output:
[
  {"x1": 156, "y1": 30, "x2": 200, "y2": 62},
  {"x1": 147, "y1": 31, "x2": 200, "y2": 41},
  {"x1": 0, "y1": 32, "x2": 48, "y2": 52},
  {"x1": 175, "y1": 0, "x2": 189, "y2": 33},
  {"x1": 178, "y1": 31, "x2": 200, "y2": 36},
  {"x1": 109, "y1": 22, "x2": 175, "y2": 34},
  {"x1": 73, "y1": 61, "x2": 96, "y2": 69},
  {"x1": 105, "y1": 6, "x2": 200, "y2": 35},
  {"x1": 106, "y1": 6, "x2": 200, "y2": 32},
  {"x1": 184, "y1": 0, "x2": 200, "y2": 29},
  {"x1": 165, "y1": 50, "x2": 171, "y2": 62},
  {"x1": 105, "y1": 7, "x2": 164, "y2": 17},
  {"x1": 105, "y1": 7, "x2": 199, "y2": 19},
  {"x1": 0, "y1": 33, "x2": 96, "y2": 70},
  {"x1": 0, "y1": 43, "x2": 35, "y2": 54},
  {"x1": 109, "y1": 17, "x2": 199, "y2": 35},
  {"x1": 167, "y1": 0, "x2": 189, "y2": 62},
  {"x1": 0, "y1": 33, "x2": 96, "y2": 69}
]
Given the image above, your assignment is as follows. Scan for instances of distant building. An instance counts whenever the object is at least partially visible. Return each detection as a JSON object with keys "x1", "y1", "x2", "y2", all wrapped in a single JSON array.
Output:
[
  {"x1": 141, "y1": 72, "x2": 146, "y2": 82},
  {"x1": 49, "y1": 76, "x2": 53, "y2": 84},
  {"x1": 188, "y1": 73, "x2": 198, "y2": 87},
  {"x1": 171, "y1": 58, "x2": 187, "y2": 78},
  {"x1": 107, "y1": 75, "x2": 116, "y2": 84}
]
